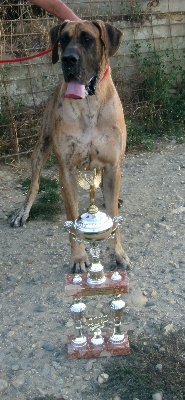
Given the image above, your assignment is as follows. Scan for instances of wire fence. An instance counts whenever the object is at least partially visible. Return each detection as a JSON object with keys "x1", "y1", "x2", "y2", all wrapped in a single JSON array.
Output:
[{"x1": 0, "y1": 0, "x2": 185, "y2": 161}]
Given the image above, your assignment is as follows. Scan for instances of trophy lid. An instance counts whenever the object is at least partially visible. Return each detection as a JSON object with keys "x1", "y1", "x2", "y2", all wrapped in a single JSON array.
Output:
[
  {"x1": 70, "y1": 302, "x2": 86, "y2": 313},
  {"x1": 110, "y1": 299, "x2": 125, "y2": 310},
  {"x1": 74, "y1": 209, "x2": 113, "y2": 240}
]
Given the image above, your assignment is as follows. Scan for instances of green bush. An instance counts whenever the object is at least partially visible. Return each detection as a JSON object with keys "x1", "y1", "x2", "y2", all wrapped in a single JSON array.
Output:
[{"x1": 126, "y1": 45, "x2": 185, "y2": 150}]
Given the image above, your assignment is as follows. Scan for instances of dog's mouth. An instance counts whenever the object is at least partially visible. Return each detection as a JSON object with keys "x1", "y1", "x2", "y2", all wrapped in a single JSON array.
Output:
[{"x1": 64, "y1": 76, "x2": 98, "y2": 99}]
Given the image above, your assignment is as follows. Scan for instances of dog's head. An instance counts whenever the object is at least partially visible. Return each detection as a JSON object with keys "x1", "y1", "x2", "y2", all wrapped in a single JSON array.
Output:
[{"x1": 50, "y1": 20, "x2": 123, "y2": 97}]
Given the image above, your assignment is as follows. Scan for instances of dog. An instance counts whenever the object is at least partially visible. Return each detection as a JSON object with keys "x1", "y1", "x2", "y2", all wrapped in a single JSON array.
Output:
[{"x1": 11, "y1": 20, "x2": 130, "y2": 272}]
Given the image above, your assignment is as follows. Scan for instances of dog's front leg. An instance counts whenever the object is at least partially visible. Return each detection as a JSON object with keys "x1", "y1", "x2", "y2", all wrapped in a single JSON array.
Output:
[
  {"x1": 10, "y1": 135, "x2": 52, "y2": 227},
  {"x1": 59, "y1": 166, "x2": 90, "y2": 273},
  {"x1": 102, "y1": 164, "x2": 130, "y2": 270}
]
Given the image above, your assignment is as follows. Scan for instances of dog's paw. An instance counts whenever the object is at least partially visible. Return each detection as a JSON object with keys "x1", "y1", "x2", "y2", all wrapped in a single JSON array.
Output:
[
  {"x1": 71, "y1": 259, "x2": 90, "y2": 274},
  {"x1": 115, "y1": 252, "x2": 132, "y2": 270},
  {"x1": 107, "y1": 246, "x2": 131, "y2": 271},
  {"x1": 10, "y1": 208, "x2": 29, "y2": 228},
  {"x1": 70, "y1": 242, "x2": 90, "y2": 273}
]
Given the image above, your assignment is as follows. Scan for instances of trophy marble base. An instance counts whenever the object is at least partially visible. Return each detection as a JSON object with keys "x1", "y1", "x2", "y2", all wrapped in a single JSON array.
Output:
[
  {"x1": 65, "y1": 270, "x2": 129, "y2": 359},
  {"x1": 67, "y1": 332, "x2": 130, "y2": 358},
  {"x1": 64, "y1": 270, "x2": 129, "y2": 297}
]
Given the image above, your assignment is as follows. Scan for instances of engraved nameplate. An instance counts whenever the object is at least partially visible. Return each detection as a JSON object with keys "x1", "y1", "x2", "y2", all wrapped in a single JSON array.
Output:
[{"x1": 64, "y1": 271, "x2": 129, "y2": 297}]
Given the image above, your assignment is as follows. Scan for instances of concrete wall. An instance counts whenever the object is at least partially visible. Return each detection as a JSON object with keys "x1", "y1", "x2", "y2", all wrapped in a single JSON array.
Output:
[
  {"x1": 1, "y1": 0, "x2": 185, "y2": 108},
  {"x1": 1, "y1": 0, "x2": 184, "y2": 158},
  {"x1": 1, "y1": 0, "x2": 185, "y2": 106}
]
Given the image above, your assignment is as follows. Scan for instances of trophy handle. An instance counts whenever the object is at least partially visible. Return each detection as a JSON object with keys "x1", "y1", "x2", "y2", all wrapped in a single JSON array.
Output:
[
  {"x1": 64, "y1": 221, "x2": 82, "y2": 242},
  {"x1": 111, "y1": 216, "x2": 123, "y2": 235},
  {"x1": 112, "y1": 216, "x2": 123, "y2": 224},
  {"x1": 64, "y1": 221, "x2": 74, "y2": 230}
]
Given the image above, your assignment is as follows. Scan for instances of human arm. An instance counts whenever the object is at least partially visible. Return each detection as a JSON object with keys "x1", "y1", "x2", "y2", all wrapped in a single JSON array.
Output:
[{"x1": 28, "y1": 0, "x2": 81, "y2": 21}]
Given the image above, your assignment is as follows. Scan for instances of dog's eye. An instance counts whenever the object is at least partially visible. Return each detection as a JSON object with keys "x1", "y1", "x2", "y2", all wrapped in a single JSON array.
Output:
[
  {"x1": 82, "y1": 37, "x2": 93, "y2": 48},
  {"x1": 80, "y1": 32, "x2": 94, "y2": 48},
  {"x1": 60, "y1": 34, "x2": 70, "y2": 46},
  {"x1": 84, "y1": 37, "x2": 92, "y2": 42}
]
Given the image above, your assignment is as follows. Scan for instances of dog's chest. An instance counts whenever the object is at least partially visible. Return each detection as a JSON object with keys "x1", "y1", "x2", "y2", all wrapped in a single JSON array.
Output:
[
  {"x1": 60, "y1": 124, "x2": 109, "y2": 170},
  {"x1": 53, "y1": 96, "x2": 123, "y2": 169},
  {"x1": 60, "y1": 96, "x2": 100, "y2": 128}
]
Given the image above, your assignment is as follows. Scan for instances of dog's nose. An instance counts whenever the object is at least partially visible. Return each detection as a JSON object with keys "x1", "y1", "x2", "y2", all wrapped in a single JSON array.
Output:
[{"x1": 62, "y1": 52, "x2": 80, "y2": 65}]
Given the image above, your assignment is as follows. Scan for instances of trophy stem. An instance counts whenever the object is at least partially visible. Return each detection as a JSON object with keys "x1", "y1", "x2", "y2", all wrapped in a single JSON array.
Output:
[{"x1": 87, "y1": 242, "x2": 106, "y2": 285}]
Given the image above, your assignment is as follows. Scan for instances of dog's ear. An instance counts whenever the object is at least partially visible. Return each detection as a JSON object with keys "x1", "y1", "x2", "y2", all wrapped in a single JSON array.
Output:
[
  {"x1": 49, "y1": 21, "x2": 69, "y2": 64},
  {"x1": 92, "y1": 20, "x2": 123, "y2": 57},
  {"x1": 50, "y1": 24, "x2": 61, "y2": 64}
]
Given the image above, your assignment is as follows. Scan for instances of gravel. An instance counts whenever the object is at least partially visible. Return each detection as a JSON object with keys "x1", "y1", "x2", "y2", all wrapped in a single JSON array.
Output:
[{"x1": 0, "y1": 142, "x2": 185, "y2": 399}]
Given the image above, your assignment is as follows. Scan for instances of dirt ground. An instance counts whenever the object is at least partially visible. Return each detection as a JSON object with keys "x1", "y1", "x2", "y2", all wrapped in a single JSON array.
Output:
[{"x1": 0, "y1": 141, "x2": 185, "y2": 400}]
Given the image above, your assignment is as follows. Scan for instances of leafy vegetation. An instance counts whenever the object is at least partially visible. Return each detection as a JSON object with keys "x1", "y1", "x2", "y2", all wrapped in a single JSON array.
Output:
[
  {"x1": 125, "y1": 45, "x2": 185, "y2": 150},
  {"x1": 21, "y1": 176, "x2": 62, "y2": 221},
  {"x1": 123, "y1": 1, "x2": 143, "y2": 22}
]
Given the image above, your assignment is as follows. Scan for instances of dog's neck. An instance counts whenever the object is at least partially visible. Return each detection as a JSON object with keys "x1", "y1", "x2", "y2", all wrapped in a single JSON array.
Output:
[
  {"x1": 99, "y1": 66, "x2": 111, "y2": 84},
  {"x1": 84, "y1": 67, "x2": 110, "y2": 97},
  {"x1": 85, "y1": 66, "x2": 110, "y2": 96}
]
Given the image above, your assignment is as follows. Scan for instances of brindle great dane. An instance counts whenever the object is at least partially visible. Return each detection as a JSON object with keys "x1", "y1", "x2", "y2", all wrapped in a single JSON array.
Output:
[{"x1": 11, "y1": 20, "x2": 130, "y2": 272}]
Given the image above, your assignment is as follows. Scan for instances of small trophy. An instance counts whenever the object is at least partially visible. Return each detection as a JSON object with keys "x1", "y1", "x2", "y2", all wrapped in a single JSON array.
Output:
[
  {"x1": 109, "y1": 294, "x2": 125, "y2": 344},
  {"x1": 64, "y1": 169, "x2": 130, "y2": 358},
  {"x1": 70, "y1": 297, "x2": 87, "y2": 347}
]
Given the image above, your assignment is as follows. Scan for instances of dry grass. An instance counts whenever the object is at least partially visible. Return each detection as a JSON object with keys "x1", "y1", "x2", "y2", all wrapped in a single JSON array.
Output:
[{"x1": 97, "y1": 329, "x2": 185, "y2": 400}]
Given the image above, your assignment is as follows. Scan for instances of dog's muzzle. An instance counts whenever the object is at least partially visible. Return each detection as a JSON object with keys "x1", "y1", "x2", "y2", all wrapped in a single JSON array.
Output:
[
  {"x1": 62, "y1": 51, "x2": 80, "y2": 81},
  {"x1": 61, "y1": 49, "x2": 98, "y2": 99}
]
